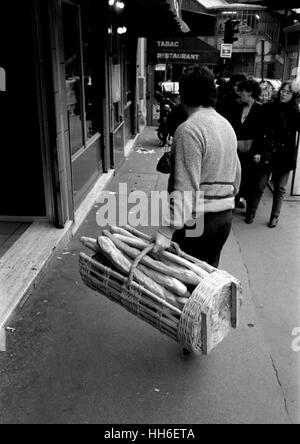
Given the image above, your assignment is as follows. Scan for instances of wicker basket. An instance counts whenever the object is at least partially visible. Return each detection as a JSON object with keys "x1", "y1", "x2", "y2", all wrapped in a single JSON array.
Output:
[{"x1": 79, "y1": 246, "x2": 242, "y2": 355}]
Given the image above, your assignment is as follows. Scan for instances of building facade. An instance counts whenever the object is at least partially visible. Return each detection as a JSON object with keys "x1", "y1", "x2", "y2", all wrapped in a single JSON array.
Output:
[
  {"x1": 199, "y1": 4, "x2": 282, "y2": 79},
  {"x1": 0, "y1": 0, "x2": 186, "y2": 228}
]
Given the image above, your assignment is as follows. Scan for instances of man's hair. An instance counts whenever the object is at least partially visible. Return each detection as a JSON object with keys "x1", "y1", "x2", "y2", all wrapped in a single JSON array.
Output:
[{"x1": 179, "y1": 66, "x2": 217, "y2": 108}]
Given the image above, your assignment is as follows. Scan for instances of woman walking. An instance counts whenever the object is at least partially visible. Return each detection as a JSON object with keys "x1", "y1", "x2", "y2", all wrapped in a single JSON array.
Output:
[
  {"x1": 233, "y1": 79, "x2": 262, "y2": 209},
  {"x1": 246, "y1": 81, "x2": 300, "y2": 227}
]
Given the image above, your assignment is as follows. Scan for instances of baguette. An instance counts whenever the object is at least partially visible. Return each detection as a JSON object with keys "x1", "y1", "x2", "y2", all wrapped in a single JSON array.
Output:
[
  {"x1": 124, "y1": 224, "x2": 151, "y2": 241},
  {"x1": 112, "y1": 234, "x2": 206, "y2": 282},
  {"x1": 124, "y1": 225, "x2": 213, "y2": 275},
  {"x1": 103, "y1": 232, "x2": 201, "y2": 288},
  {"x1": 108, "y1": 225, "x2": 137, "y2": 239},
  {"x1": 103, "y1": 231, "x2": 192, "y2": 297},
  {"x1": 97, "y1": 236, "x2": 184, "y2": 308},
  {"x1": 80, "y1": 237, "x2": 99, "y2": 254}
]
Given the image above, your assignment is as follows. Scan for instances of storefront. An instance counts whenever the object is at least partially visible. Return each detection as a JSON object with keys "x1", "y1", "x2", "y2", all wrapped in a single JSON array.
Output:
[
  {"x1": 0, "y1": 0, "x2": 108, "y2": 224},
  {"x1": 147, "y1": 36, "x2": 219, "y2": 125},
  {"x1": 0, "y1": 0, "x2": 189, "y2": 226}
]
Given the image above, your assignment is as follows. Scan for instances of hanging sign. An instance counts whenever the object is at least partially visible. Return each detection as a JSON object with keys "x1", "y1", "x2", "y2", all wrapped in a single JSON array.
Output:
[
  {"x1": 148, "y1": 37, "x2": 219, "y2": 65},
  {"x1": 220, "y1": 44, "x2": 233, "y2": 59},
  {"x1": 155, "y1": 64, "x2": 167, "y2": 71}
]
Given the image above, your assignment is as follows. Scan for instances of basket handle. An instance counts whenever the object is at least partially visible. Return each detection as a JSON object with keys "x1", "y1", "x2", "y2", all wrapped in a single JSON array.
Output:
[{"x1": 128, "y1": 244, "x2": 155, "y2": 288}]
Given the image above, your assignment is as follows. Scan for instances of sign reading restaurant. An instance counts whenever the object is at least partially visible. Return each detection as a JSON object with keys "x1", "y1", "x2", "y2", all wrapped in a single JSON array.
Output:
[
  {"x1": 148, "y1": 37, "x2": 219, "y2": 65},
  {"x1": 157, "y1": 40, "x2": 200, "y2": 63},
  {"x1": 157, "y1": 52, "x2": 202, "y2": 62},
  {"x1": 155, "y1": 39, "x2": 201, "y2": 64}
]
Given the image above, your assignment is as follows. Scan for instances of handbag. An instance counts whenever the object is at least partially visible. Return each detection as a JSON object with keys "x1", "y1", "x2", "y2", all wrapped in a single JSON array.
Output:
[
  {"x1": 237, "y1": 139, "x2": 253, "y2": 154},
  {"x1": 157, "y1": 138, "x2": 173, "y2": 174},
  {"x1": 156, "y1": 150, "x2": 172, "y2": 174}
]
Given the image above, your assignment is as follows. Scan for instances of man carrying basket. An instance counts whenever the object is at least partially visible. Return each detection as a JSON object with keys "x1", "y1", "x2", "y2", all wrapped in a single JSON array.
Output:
[{"x1": 153, "y1": 66, "x2": 241, "y2": 268}]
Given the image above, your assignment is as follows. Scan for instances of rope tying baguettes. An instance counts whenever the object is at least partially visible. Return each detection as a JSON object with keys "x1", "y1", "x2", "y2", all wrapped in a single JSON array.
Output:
[{"x1": 128, "y1": 244, "x2": 155, "y2": 288}]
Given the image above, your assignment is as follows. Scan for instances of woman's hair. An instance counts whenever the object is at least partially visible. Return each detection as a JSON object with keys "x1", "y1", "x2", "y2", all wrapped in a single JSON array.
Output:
[
  {"x1": 237, "y1": 79, "x2": 261, "y2": 100},
  {"x1": 179, "y1": 66, "x2": 217, "y2": 108},
  {"x1": 277, "y1": 81, "x2": 300, "y2": 109}
]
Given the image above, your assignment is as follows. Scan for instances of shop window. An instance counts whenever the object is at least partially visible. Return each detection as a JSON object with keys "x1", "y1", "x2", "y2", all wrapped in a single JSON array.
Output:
[
  {"x1": 112, "y1": 63, "x2": 122, "y2": 128},
  {"x1": 62, "y1": 1, "x2": 102, "y2": 155},
  {"x1": 81, "y1": 9, "x2": 101, "y2": 141},
  {"x1": 62, "y1": 2, "x2": 84, "y2": 155}
]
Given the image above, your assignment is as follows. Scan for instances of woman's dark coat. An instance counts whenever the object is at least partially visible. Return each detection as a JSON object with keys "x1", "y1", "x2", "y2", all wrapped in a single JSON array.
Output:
[
  {"x1": 231, "y1": 101, "x2": 262, "y2": 141},
  {"x1": 252, "y1": 101, "x2": 300, "y2": 172}
]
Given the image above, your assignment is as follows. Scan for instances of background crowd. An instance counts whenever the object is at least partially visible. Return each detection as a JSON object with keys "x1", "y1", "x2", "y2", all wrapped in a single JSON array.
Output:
[{"x1": 153, "y1": 67, "x2": 300, "y2": 267}]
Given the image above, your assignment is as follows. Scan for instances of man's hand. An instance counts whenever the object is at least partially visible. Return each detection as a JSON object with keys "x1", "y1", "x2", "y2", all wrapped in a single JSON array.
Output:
[
  {"x1": 152, "y1": 231, "x2": 172, "y2": 254},
  {"x1": 253, "y1": 154, "x2": 261, "y2": 164}
]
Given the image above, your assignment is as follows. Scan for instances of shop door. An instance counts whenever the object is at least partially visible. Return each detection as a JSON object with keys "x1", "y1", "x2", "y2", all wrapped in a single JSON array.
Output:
[{"x1": 0, "y1": 1, "x2": 48, "y2": 220}]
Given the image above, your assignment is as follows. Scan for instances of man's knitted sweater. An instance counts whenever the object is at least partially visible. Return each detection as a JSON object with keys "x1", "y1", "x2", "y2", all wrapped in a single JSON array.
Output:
[{"x1": 159, "y1": 107, "x2": 241, "y2": 240}]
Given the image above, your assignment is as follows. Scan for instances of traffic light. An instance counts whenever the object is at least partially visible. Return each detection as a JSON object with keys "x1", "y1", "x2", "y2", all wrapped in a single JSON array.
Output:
[{"x1": 224, "y1": 19, "x2": 240, "y2": 44}]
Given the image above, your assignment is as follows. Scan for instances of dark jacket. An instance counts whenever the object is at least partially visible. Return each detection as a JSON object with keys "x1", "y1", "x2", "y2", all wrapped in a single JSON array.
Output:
[
  {"x1": 253, "y1": 101, "x2": 300, "y2": 172},
  {"x1": 217, "y1": 91, "x2": 242, "y2": 126},
  {"x1": 231, "y1": 100, "x2": 262, "y2": 142}
]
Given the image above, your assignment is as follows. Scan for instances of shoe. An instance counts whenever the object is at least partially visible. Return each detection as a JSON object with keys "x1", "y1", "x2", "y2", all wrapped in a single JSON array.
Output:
[
  {"x1": 268, "y1": 216, "x2": 279, "y2": 228},
  {"x1": 245, "y1": 213, "x2": 255, "y2": 224}
]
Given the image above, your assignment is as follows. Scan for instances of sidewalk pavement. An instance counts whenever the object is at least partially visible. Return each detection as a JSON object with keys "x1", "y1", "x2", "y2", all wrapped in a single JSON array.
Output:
[{"x1": 0, "y1": 127, "x2": 299, "y2": 424}]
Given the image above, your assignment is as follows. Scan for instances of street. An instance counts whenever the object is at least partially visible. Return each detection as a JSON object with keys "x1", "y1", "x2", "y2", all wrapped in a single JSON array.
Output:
[{"x1": 0, "y1": 127, "x2": 299, "y2": 425}]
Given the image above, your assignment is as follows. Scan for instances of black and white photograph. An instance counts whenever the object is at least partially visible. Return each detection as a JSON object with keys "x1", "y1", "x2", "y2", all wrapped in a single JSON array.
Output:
[{"x1": 0, "y1": 0, "x2": 299, "y2": 427}]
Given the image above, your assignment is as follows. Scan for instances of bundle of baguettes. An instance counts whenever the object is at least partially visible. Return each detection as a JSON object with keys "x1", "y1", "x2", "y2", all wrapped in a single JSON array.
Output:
[
  {"x1": 80, "y1": 225, "x2": 214, "y2": 310},
  {"x1": 79, "y1": 224, "x2": 242, "y2": 355}
]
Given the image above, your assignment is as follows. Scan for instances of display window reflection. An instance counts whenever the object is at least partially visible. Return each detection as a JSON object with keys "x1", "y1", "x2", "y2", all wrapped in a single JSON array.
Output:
[
  {"x1": 63, "y1": 2, "x2": 84, "y2": 155},
  {"x1": 82, "y1": 8, "x2": 100, "y2": 141}
]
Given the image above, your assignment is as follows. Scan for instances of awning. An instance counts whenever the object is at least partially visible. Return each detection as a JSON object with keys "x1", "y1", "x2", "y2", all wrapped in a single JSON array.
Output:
[
  {"x1": 285, "y1": 22, "x2": 300, "y2": 33},
  {"x1": 125, "y1": 0, "x2": 190, "y2": 37},
  {"x1": 181, "y1": 0, "x2": 217, "y2": 36},
  {"x1": 148, "y1": 36, "x2": 220, "y2": 65},
  {"x1": 226, "y1": 0, "x2": 300, "y2": 9}
]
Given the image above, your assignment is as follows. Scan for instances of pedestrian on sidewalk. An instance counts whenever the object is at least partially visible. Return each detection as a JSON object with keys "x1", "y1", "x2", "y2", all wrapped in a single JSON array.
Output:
[
  {"x1": 217, "y1": 72, "x2": 247, "y2": 124},
  {"x1": 152, "y1": 66, "x2": 241, "y2": 268},
  {"x1": 232, "y1": 79, "x2": 262, "y2": 209},
  {"x1": 246, "y1": 80, "x2": 300, "y2": 227}
]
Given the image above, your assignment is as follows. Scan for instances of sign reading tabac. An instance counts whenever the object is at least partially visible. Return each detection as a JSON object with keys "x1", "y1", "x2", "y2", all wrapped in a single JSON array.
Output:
[{"x1": 149, "y1": 37, "x2": 219, "y2": 65}]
